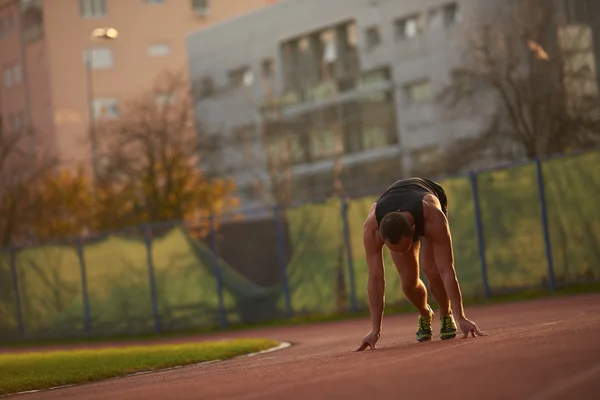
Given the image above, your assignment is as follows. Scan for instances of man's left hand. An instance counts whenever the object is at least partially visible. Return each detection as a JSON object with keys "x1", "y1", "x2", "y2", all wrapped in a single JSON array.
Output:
[{"x1": 457, "y1": 316, "x2": 487, "y2": 338}]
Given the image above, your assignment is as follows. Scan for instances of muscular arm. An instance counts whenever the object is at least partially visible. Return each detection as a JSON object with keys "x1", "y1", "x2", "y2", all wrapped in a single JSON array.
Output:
[
  {"x1": 427, "y1": 208, "x2": 465, "y2": 319},
  {"x1": 363, "y1": 216, "x2": 385, "y2": 333}
]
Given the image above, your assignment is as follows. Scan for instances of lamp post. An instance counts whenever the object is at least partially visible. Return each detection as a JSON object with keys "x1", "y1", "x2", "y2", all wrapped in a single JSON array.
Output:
[{"x1": 86, "y1": 27, "x2": 118, "y2": 180}]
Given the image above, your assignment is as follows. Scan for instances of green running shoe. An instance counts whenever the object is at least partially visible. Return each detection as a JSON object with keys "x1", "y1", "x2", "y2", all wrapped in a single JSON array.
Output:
[
  {"x1": 416, "y1": 306, "x2": 434, "y2": 342},
  {"x1": 440, "y1": 314, "x2": 457, "y2": 340}
]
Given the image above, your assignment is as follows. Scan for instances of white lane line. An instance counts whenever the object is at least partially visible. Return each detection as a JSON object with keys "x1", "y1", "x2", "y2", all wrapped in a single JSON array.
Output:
[
  {"x1": 0, "y1": 342, "x2": 292, "y2": 398},
  {"x1": 527, "y1": 364, "x2": 600, "y2": 400}
]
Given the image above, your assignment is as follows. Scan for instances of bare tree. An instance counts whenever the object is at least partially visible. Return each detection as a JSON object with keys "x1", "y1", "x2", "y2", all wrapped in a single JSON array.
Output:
[{"x1": 434, "y1": 0, "x2": 600, "y2": 175}]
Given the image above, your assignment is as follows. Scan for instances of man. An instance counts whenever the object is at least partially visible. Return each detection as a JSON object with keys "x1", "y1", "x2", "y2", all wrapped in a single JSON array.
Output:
[{"x1": 356, "y1": 177, "x2": 486, "y2": 351}]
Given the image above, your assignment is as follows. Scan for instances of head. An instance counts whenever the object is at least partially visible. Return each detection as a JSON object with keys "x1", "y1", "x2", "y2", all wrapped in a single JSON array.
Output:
[{"x1": 379, "y1": 212, "x2": 414, "y2": 253}]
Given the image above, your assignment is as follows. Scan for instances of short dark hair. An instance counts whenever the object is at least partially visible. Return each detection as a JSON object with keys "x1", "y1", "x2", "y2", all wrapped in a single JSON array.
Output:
[{"x1": 379, "y1": 212, "x2": 413, "y2": 244}]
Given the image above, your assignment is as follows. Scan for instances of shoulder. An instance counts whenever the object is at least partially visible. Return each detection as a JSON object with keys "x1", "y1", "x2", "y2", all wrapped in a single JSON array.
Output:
[
  {"x1": 422, "y1": 193, "x2": 442, "y2": 209},
  {"x1": 422, "y1": 198, "x2": 448, "y2": 237},
  {"x1": 363, "y1": 202, "x2": 383, "y2": 250}
]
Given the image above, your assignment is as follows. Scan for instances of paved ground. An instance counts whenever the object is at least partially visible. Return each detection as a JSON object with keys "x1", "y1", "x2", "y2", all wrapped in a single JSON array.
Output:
[{"x1": 5, "y1": 293, "x2": 600, "y2": 400}]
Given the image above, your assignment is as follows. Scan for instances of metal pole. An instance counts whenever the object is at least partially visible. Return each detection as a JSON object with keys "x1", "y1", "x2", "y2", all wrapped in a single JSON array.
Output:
[
  {"x1": 144, "y1": 225, "x2": 162, "y2": 334},
  {"x1": 208, "y1": 215, "x2": 227, "y2": 328},
  {"x1": 9, "y1": 246, "x2": 24, "y2": 335},
  {"x1": 76, "y1": 237, "x2": 91, "y2": 333},
  {"x1": 469, "y1": 172, "x2": 491, "y2": 299},
  {"x1": 274, "y1": 205, "x2": 293, "y2": 317},
  {"x1": 86, "y1": 46, "x2": 99, "y2": 179},
  {"x1": 535, "y1": 159, "x2": 556, "y2": 291}
]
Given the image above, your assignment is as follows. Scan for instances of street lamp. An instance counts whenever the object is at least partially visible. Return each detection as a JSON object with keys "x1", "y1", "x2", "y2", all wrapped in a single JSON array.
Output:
[{"x1": 86, "y1": 27, "x2": 118, "y2": 180}]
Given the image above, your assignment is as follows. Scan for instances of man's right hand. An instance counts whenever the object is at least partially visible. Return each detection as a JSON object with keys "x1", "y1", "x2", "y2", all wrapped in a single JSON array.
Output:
[{"x1": 355, "y1": 330, "x2": 380, "y2": 351}]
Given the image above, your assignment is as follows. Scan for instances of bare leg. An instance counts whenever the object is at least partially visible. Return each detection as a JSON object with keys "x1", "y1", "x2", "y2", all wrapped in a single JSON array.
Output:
[
  {"x1": 390, "y1": 240, "x2": 430, "y2": 318},
  {"x1": 420, "y1": 237, "x2": 451, "y2": 317}
]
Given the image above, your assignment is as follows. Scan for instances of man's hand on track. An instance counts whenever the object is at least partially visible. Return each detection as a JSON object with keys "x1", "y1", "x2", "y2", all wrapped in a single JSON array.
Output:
[
  {"x1": 355, "y1": 330, "x2": 380, "y2": 351},
  {"x1": 457, "y1": 317, "x2": 487, "y2": 339}
]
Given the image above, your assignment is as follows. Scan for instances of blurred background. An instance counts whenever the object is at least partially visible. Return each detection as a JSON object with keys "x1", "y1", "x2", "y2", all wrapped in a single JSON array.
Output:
[{"x1": 0, "y1": 0, "x2": 599, "y2": 340}]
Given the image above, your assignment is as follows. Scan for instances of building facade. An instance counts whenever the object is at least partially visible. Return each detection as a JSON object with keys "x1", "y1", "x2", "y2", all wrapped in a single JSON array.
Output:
[
  {"x1": 0, "y1": 0, "x2": 278, "y2": 176},
  {"x1": 186, "y1": 0, "x2": 498, "y2": 207},
  {"x1": 0, "y1": 0, "x2": 53, "y2": 162}
]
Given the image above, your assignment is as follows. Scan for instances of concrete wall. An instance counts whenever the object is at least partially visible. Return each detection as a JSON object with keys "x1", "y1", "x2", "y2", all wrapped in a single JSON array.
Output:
[{"x1": 186, "y1": 0, "x2": 497, "y2": 206}]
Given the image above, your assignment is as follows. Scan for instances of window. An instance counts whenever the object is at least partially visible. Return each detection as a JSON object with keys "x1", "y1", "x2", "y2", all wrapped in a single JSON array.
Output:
[
  {"x1": 321, "y1": 29, "x2": 337, "y2": 63},
  {"x1": 147, "y1": 43, "x2": 171, "y2": 57},
  {"x1": 427, "y1": 9, "x2": 443, "y2": 30},
  {"x1": 7, "y1": 13, "x2": 15, "y2": 33},
  {"x1": 3, "y1": 65, "x2": 12, "y2": 87},
  {"x1": 93, "y1": 97, "x2": 119, "y2": 120},
  {"x1": 261, "y1": 58, "x2": 273, "y2": 78},
  {"x1": 228, "y1": 66, "x2": 252, "y2": 88},
  {"x1": 365, "y1": 26, "x2": 382, "y2": 49},
  {"x1": 412, "y1": 145, "x2": 443, "y2": 166},
  {"x1": 405, "y1": 79, "x2": 433, "y2": 103},
  {"x1": 155, "y1": 93, "x2": 175, "y2": 105},
  {"x1": 192, "y1": 0, "x2": 209, "y2": 15},
  {"x1": 346, "y1": 21, "x2": 358, "y2": 48},
  {"x1": 12, "y1": 63, "x2": 21, "y2": 84},
  {"x1": 361, "y1": 126, "x2": 389, "y2": 150},
  {"x1": 80, "y1": 0, "x2": 107, "y2": 18},
  {"x1": 193, "y1": 76, "x2": 214, "y2": 99},
  {"x1": 22, "y1": 4, "x2": 45, "y2": 43},
  {"x1": 309, "y1": 128, "x2": 337, "y2": 160},
  {"x1": 395, "y1": 14, "x2": 423, "y2": 40},
  {"x1": 8, "y1": 112, "x2": 24, "y2": 133},
  {"x1": 84, "y1": 47, "x2": 114, "y2": 69},
  {"x1": 443, "y1": 3, "x2": 460, "y2": 27}
]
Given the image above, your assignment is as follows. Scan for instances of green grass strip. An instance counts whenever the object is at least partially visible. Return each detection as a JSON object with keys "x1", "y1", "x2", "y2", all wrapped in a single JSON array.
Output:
[{"x1": 0, "y1": 338, "x2": 279, "y2": 396}]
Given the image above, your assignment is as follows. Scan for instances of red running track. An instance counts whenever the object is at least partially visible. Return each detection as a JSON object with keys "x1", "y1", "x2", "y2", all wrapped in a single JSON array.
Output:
[{"x1": 5, "y1": 293, "x2": 600, "y2": 400}]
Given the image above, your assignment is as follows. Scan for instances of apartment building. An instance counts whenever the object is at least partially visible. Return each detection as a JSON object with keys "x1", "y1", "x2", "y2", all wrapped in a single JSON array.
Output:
[
  {"x1": 0, "y1": 0, "x2": 278, "y2": 177},
  {"x1": 0, "y1": 0, "x2": 52, "y2": 161},
  {"x1": 187, "y1": 0, "x2": 497, "y2": 206}
]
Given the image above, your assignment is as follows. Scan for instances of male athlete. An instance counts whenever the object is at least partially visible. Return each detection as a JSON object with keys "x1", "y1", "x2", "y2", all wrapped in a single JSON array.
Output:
[{"x1": 356, "y1": 177, "x2": 486, "y2": 351}]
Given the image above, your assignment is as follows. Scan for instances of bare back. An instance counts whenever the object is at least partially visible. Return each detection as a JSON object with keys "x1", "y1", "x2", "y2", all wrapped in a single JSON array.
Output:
[{"x1": 363, "y1": 194, "x2": 447, "y2": 252}]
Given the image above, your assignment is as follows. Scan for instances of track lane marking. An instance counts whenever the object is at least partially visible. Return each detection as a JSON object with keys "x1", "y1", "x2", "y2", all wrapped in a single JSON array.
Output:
[{"x1": 527, "y1": 364, "x2": 600, "y2": 400}]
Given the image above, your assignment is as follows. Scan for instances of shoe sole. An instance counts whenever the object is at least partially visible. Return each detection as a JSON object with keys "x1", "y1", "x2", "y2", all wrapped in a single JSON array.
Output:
[{"x1": 440, "y1": 330, "x2": 457, "y2": 340}]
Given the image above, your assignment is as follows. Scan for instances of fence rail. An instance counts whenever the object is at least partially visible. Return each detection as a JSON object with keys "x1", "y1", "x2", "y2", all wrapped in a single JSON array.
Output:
[{"x1": 0, "y1": 149, "x2": 599, "y2": 339}]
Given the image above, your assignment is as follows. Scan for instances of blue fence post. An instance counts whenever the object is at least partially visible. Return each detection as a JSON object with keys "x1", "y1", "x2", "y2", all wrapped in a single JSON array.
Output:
[
  {"x1": 208, "y1": 214, "x2": 227, "y2": 328},
  {"x1": 274, "y1": 205, "x2": 293, "y2": 318},
  {"x1": 535, "y1": 159, "x2": 556, "y2": 291},
  {"x1": 144, "y1": 225, "x2": 162, "y2": 334},
  {"x1": 340, "y1": 196, "x2": 358, "y2": 312},
  {"x1": 76, "y1": 237, "x2": 91, "y2": 333},
  {"x1": 469, "y1": 172, "x2": 491, "y2": 299},
  {"x1": 9, "y1": 246, "x2": 24, "y2": 335}
]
